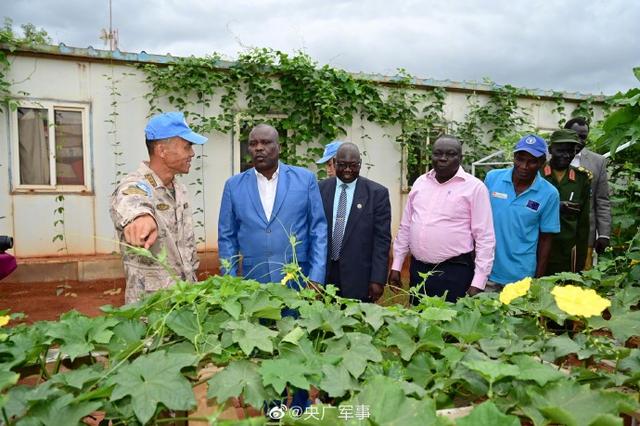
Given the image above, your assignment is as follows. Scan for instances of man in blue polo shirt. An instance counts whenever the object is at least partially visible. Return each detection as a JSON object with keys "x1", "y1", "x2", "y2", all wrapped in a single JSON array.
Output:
[{"x1": 484, "y1": 134, "x2": 560, "y2": 289}]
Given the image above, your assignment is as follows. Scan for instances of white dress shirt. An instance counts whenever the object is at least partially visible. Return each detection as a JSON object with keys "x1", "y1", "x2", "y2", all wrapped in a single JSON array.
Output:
[
  {"x1": 255, "y1": 167, "x2": 279, "y2": 220},
  {"x1": 570, "y1": 151, "x2": 582, "y2": 167}
]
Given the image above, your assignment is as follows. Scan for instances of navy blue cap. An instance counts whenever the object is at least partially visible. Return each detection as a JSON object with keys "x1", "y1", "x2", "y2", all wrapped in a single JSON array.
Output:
[{"x1": 514, "y1": 134, "x2": 547, "y2": 158}]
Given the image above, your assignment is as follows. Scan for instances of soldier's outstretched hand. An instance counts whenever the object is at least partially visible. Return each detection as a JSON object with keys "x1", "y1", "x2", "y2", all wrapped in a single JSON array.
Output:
[{"x1": 123, "y1": 215, "x2": 158, "y2": 249}]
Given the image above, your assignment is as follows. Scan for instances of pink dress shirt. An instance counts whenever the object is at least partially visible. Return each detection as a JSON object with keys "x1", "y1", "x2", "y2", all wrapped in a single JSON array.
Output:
[{"x1": 392, "y1": 167, "x2": 495, "y2": 290}]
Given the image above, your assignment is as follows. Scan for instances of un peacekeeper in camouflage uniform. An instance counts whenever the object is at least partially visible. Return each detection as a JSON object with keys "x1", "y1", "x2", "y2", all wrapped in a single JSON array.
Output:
[
  {"x1": 542, "y1": 129, "x2": 592, "y2": 275},
  {"x1": 110, "y1": 112, "x2": 207, "y2": 303}
]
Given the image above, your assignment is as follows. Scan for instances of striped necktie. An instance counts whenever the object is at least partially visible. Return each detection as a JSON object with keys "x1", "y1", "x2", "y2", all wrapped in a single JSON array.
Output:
[{"x1": 331, "y1": 184, "x2": 348, "y2": 260}]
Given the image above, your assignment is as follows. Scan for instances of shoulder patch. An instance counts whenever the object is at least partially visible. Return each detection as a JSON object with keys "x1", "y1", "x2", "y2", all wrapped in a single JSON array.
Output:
[
  {"x1": 144, "y1": 173, "x2": 158, "y2": 188},
  {"x1": 123, "y1": 186, "x2": 149, "y2": 197},
  {"x1": 577, "y1": 166, "x2": 593, "y2": 180},
  {"x1": 135, "y1": 181, "x2": 153, "y2": 197}
]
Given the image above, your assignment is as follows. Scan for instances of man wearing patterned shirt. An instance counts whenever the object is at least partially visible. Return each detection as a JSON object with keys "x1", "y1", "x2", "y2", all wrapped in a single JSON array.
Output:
[
  {"x1": 389, "y1": 135, "x2": 495, "y2": 303},
  {"x1": 110, "y1": 112, "x2": 206, "y2": 303}
]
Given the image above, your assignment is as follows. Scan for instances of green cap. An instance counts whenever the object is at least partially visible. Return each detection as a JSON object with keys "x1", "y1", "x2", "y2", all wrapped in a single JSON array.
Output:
[{"x1": 549, "y1": 129, "x2": 580, "y2": 145}]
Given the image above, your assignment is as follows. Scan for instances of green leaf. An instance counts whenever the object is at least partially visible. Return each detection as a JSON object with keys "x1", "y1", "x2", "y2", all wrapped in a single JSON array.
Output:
[
  {"x1": 259, "y1": 359, "x2": 310, "y2": 394},
  {"x1": 462, "y1": 359, "x2": 519, "y2": 384},
  {"x1": 105, "y1": 319, "x2": 146, "y2": 361},
  {"x1": 46, "y1": 312, "x2": 119, "y2": 361},
  {"x1": 420, "y1": 307, "x2": 457, "y2": 321},
  {"x1": 27, "y1": 393, "x2": 102, "y2": 426},
  {"x1": 223, "y1": 299, "x2": 242, "y2": 320},
  {"x1": 511, "y1": 355, "x2": 566, "y2": 386},
  {"x1": 109, "y1": 350, "x2": 197, "y2": 424},
  {"x1": 351, "y1": 376, "x2": 444, "y2": 426},
  {"x1": 282, "y1": 326, "x2": 306, "y2": 345},
  {"x1": 166, "y1": 308, "x2": 201, "y2": 342},
  {"x1": 240, "y1": 291, "x2": 283, "y2": 320},
  {"x1": 527, "y1": 381, "x2": 636, "y2": 426},
  {"x1": 319, "y1": 364, "x2": 355, "y2": 398},
  {"x1": 207, "y1": 360, "x2": 270, "y2": 409},
  {"x1": 226, "y1": 320, "x2": 278, "y2": 355},
  {"x1": 386, "y1": 323, "x2": 418, "y2": 361},
  {"x1": 529, "y1": 283, "x2": 569, "y2": 324},
  {"x1": 479, "y1": 338, "x2": 510, "y2": 358},
  {"x1": 543, "y1": 334, "x2": 581, "y2": 360},
  {"x1": 49, "y1": 364, "x2": 103, "y2": 390},
  {"x1": 406, "y1": 353, "x2": 437, "y2": 387},
  {"x1": 358, "y1": 303, "x2": 388, "y2": 331},
  {"x1": 590, "y1": 310, "x2": 640, "y2": 343},
  {"x1": 298, "y1": 304, "x2": 358, "y2": 338},
  {"x1": 618, "y1": 348, "x2": 640, "y2": 373},
  {"x1": 444, "y1": 310, "x2": 493, "y2": 343},
  {"x1": 457, "y1": 401, "x2": 520, "y2": 426},
  {"x1": 341, "y1": 333, "x2": 383, "y2": 378},
  {"x1": 0, "y1": 369, "x2": 19, "y2": 392}
]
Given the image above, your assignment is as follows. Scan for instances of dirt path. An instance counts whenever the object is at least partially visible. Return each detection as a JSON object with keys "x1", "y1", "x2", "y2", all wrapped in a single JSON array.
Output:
[{"x1": 0, "y1": 279, "x2": 125, "y2": 323}]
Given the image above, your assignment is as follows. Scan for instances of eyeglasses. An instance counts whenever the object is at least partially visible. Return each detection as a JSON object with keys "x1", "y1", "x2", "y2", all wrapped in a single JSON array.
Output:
[{"x1": 335, "y1": 161, "x2": 361, "y2": 169}]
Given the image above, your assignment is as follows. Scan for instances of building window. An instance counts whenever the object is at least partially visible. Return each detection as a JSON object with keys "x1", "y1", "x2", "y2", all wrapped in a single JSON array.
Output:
[
  {"x1": 402, "y1": 128, "x2": 443, "y2": 190},
  {"x1": 10, "y1": 102, "x2": 91, "y2": 192}
]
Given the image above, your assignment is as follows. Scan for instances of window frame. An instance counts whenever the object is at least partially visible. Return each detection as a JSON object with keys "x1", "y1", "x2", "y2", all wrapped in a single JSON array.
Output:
[
  {"x1": 400, "y1": 127, "x2": 444, "y2": 193},
  {"x1": 9, "y1": 100, "x2": 92, "y2": 193}
]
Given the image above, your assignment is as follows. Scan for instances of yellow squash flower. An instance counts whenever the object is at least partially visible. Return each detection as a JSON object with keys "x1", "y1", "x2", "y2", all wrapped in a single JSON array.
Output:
[
  {"x1": 281, "y1": 272, "x2": 295, "y2": 286},
  {"x1": 499, "y1": 277, "x2": 532, "y2": 305},
  {"x1": 0, "y1": 315, "x2": 10, "y2": 327},
  {"x1": 551, "y1": 285, "x2": 611, "y2": 317}
]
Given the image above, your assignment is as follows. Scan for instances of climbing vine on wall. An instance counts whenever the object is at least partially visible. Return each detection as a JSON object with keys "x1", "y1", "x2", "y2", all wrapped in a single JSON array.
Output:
[
  {"x1": 140, "y1": 49, "x2": 451, "y2": 170},
  {"x1": 0, "y1": 18, "x2": 50, "y2": 111},
  {"x1": 140, "y1": 49, "x2": 582, "y2": 180},
  {"x1": 455, "y1": 83, "x2": 534, "y2": 164}
]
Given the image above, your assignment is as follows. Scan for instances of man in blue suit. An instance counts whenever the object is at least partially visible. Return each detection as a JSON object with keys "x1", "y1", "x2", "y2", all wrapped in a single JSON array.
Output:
[{"x1": 218, "y1": 124, "x2": 327, "y2": 288}]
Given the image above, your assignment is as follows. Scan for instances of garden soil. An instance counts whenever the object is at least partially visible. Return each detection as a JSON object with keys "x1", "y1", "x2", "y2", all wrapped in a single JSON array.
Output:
[{"x1": 0, "y1": 279, "x2": 126, "y2": 323}]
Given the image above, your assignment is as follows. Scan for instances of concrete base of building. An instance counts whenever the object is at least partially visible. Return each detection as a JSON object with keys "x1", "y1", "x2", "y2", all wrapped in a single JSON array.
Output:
[{"x1": 2, "y1": 251, "x2": 221, "y2": 284}]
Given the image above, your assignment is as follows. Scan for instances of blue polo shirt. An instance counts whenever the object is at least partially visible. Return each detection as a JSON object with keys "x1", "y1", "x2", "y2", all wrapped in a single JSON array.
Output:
[{"x1": 485, "y1": 168, "x2": 560, "y2": 285}]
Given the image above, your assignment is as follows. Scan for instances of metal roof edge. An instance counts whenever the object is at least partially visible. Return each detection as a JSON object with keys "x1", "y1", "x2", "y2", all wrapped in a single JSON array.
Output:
[{"x1": 3, "y1": 43, "x2": 608, "y2": 102}]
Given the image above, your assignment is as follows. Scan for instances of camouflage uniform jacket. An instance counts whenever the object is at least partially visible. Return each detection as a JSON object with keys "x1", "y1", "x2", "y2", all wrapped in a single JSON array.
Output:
[
  {"x1": 110, "y1": 162, "x2": 199, "y2": 303},
  {"x1": 542, "y1": 164, "x2": 592, "y2": 275}
]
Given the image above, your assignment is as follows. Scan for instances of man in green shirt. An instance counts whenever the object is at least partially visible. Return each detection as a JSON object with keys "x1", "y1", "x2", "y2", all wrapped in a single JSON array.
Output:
[{"x1": 542, "y1": 129, "x2": 592, "y2": 275}]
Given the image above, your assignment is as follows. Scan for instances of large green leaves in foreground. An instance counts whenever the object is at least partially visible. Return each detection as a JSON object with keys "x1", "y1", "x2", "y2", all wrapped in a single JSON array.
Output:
[
  {"x1": 208, "y1": 360, "x2": 271, "y2": 409},
  {"x1": 109, "y1": 351, "x2": 198, "y2": 424},
  {"x1": 0, "y1": 252, "x2": 638, "y2": 425}
]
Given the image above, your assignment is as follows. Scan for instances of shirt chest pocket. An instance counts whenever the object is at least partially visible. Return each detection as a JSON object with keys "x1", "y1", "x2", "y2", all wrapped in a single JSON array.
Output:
[
  {"x1": 432, "y1": 192, "x2": 469, "y2": 220},
  {"x1": 515, "y1": 202, "x2": 541, "y2": 229},
  {"x1": 155, "y1": 204, "x2": 178, "y2": 236}
]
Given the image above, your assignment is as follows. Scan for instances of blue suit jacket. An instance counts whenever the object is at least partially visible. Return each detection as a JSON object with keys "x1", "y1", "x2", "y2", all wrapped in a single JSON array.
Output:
[{"x1": 218, "y1": 162, "x2": 328, "y2": 285}]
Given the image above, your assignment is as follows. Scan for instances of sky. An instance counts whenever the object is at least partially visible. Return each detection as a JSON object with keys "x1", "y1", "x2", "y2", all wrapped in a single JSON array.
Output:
[{"x1": 4, "y1": 0, "x2": 639, "y2": 95}]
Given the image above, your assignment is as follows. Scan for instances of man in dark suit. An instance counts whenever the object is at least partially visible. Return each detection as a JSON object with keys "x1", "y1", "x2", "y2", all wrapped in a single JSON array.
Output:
[{"x1": 319, "y1": 143, "x2": 391, "y2": 302}]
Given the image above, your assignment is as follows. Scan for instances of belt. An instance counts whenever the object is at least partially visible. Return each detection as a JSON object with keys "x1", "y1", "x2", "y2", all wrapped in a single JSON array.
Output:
[{"x1": 414, "y1": 251, "x2": 475, "y2": 268}]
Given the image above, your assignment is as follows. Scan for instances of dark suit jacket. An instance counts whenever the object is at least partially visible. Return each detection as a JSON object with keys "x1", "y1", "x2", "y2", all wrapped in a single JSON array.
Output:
[{"x1": 319, "y1": 176, "x2": 391, "y2": 301}]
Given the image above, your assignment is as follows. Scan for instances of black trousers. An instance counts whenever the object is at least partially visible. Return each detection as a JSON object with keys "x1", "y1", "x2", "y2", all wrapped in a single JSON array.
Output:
[{"x1": 409, "y1": 253, "x2": 475, "y2": 305}]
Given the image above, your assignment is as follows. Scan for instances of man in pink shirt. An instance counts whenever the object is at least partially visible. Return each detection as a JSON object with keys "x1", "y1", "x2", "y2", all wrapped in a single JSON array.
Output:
[{"x1": 389, "y1": 135, "x2": 495, "y2": 303}]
